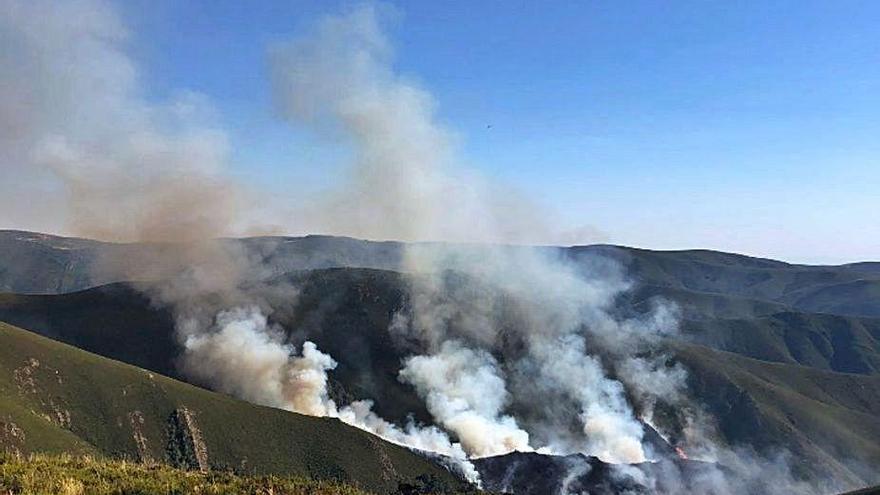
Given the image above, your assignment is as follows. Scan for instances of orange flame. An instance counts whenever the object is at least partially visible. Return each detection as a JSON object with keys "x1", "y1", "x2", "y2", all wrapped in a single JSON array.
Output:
[{"x1": 675, "y1": 446, "x2": 689, "y2": 460}]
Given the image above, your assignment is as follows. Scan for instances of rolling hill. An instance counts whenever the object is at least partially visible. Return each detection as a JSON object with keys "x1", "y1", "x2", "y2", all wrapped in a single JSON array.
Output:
[
  {"x1": 4, "y1": 229, "x2": 880, "y2": 321},
  {"x1": 0, "y1": 320, "x2": 466, "y2": 494}
]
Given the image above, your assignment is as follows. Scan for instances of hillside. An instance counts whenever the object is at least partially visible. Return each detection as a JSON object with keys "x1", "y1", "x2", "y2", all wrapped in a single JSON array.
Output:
[
  {"x1": 674, "y1": 344, "x2": 880, "y2": 486},
  {"x1": 2, "y1": 231, "x2": 880, "y2": 492},
  {"x1": 0, "y1": 321, "x2": 465, "y2": 494},
  {"x1": 0, "y1": 231, "x2": 405, "y2": 294},
  {"x1": 1, "y1": 269, "x2": 879, "y2": 490},
  {"x1": 679, "y1": 312, "x2": 880, "y2": 374},
  {"x1": 474, "y1": 452, "x2": 755, "y2": 495},
  {"x1": 0, "y1": 453, "x2": 373, "y2": 495}
]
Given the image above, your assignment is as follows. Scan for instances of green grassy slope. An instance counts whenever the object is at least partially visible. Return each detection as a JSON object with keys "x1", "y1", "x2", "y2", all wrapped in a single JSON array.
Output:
[
  {"x1": 0, "y1": 322, "x2": 463, "y2": 493},
  {"x1": 0, "y1": 284, "x2": 180, "y2": 379},
  {"x1": 675, "y1": 343, "x2": 880, "y2": 485},
  {"x1": 623, "y1": 283, "x2": 791, "y2": 320},
  {"x1": 680, "y1": 311, "x2": 880, "y2": 374},
  {"x1": 0, "y1": 271, "x2": 433, "y2": 426},
  {"x1": 0, "y1": 454, "x2": 373, "y2": 495}
]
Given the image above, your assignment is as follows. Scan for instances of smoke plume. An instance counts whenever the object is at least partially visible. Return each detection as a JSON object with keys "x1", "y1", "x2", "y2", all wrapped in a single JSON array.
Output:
[
  {"x1": 269, "y1": 3, "x2": 681, "y2": 468},
  {"x1": 399, "y1": 340, "x2": 532, "y2": 458},
  {"x1": 0, "y1": 0, "x2": 484, "y2": 479},
  {"x1": 0, "y1": 0, "x2": 246, "y2": 243},
  {"x1": 180, "y1": 305, "x2": 481, "y2": 482}
]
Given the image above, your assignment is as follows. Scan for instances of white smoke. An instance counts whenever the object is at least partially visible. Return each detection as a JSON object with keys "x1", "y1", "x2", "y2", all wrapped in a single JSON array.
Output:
[
  {"x1": 336, "y1": 400, "x2": 480, "y2": 483},
  {"x1": 179, "y1": 306, "x2": 481, "y2": 483},
  {"x1": 181, "y1": 307, "x2": 337, "y2": 416},
  {"x1": 530, "y1": 335, "x2": 646, "y2": 464},
  {"x1": 399, "y1": 340, "x2": 532, "y2": 457},
  {"x1": 0, "y1": 0, "x2": 484, "y2": 481}
]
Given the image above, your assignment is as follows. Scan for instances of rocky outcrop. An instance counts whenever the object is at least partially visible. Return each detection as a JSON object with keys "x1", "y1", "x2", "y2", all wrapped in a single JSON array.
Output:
[{"x1": 127, "y1": 411, "x2": 151, "y2": 463}]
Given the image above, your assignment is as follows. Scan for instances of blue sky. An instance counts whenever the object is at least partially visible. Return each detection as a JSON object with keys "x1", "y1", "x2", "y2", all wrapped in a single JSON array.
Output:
[{"x1": 118, "y1": 1, "x2": 879, "y2": 263}]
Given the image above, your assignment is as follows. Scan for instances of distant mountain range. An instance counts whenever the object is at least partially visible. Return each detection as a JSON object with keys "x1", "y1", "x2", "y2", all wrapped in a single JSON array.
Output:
[{"x1": 4, "y1": 229, "x2": 880, "y2": 319}]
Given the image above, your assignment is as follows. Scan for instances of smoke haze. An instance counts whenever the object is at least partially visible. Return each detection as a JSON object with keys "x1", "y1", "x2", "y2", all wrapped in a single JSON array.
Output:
[{"x1": 0, "y1": 1, "x2": 862, "y2": 493}]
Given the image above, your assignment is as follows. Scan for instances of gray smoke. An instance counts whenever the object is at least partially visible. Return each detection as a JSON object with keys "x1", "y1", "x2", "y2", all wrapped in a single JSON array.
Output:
[
  {"x1": 269, "y1": 5, "x2": 555, "y2": 245},
  {"x1": 268, "y1": 6, "x2": 860, "y2": 494},
  {"x1": 0, "y1": 0, "x2": 250, "y2": 243},
  {"x1": 270, "y1": 3, "x2": 680, "y2": 466}
]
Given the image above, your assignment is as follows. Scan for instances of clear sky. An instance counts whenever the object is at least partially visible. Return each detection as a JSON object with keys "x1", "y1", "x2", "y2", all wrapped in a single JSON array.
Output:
[{"x1": 23, "y1": 1, "x2": 880, "y2": 263}]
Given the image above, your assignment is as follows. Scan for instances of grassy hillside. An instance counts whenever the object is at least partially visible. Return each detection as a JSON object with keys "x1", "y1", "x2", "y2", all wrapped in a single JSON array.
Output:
[
  {"x1": 0, "y1": 321, "x2": 464, "y2": 494},
  {"x1": 0, "y1": 284, "x2": 180, "y2": 379},
  {"x1": 623, "y1": 283, "x2": 791, "y2": 320},
  {"x1": 0, "y1": 454, "x2": 372, "y2": 495},
  {"x1": 3, "y1": 231, "x2": 880, "y2": 491},
  {"x1": 675, "y1": 344, "x2": 880, "y2": 486},
  {"x1": 680, "y1": 311, "x2": 880, "y2": 374},
  {"x1": 0, "y1": 231, "x2": 100, "y2": 295},
  {"x1": 0, "y1": 230, "x2": 405, "y2": 295},
  {"x1": 0, "y1": 270, "x2": 435, "y2": 426}
]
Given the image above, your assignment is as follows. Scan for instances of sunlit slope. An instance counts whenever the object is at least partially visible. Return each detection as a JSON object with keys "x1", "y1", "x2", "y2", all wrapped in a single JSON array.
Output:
[
  {"x1": 0, "y1": 454, "x2": 373, "y2": 495},
  {"x1": 0, "y1": 321, "x2": 461, "y2": 493}
]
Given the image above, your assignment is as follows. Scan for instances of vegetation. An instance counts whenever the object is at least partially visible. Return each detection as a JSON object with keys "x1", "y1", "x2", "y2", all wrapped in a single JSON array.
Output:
[
  {"x1": 674, "y1": 343, "x2": 880, "y2": 485},
  {"x1": 0, "y1": 453, "x2": 371, "y2": 494},
  {"x1": 0, "y1": 454, "x2": 485, "y2": 495},
  {"x1": 0, "y1": 322, "x2": 463, "y2": 493}
]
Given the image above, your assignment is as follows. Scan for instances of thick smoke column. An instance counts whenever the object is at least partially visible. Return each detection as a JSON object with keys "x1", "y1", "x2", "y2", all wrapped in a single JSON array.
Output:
[
  {"x1": 270, "y1": 4, "x2": 680, "y2": 466},
  {"x1": 269, "y1": 5, "x2": 552, "y2": 245},
  {"x1": 399, "y1": 340, "x2": 531, "y2": 457},
  {"x1": 181, "y1": 307, "x2": 337, "y2": 416}
]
